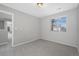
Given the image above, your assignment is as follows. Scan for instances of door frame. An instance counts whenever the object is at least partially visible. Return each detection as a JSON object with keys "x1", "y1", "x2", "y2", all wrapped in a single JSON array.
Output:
[{"x1": 0, "y1": 10, "x2": 14, "y2": 47}]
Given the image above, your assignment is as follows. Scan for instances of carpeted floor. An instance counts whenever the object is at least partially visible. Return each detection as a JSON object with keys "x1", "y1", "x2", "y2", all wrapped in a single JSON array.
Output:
[{"x1": 0, "y1": 39, "x2": 78, "y2": 56}]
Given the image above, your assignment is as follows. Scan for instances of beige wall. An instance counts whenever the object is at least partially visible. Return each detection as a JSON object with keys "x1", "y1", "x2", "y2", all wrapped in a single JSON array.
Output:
[
  {"x1": 77, "y1": 5, "x2": 79, "y2": 52},
  {"x1": 0, "y1": 4, "x2": 40, "y2": 46},
  {"x1": 41, "y1": 8, "x2": 78, "y2": 47}
]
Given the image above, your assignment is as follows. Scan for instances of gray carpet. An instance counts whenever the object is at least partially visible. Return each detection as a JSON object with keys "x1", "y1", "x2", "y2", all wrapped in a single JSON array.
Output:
[{"x1": 0, "y1": 39, "x2": 78, "y2": 56}]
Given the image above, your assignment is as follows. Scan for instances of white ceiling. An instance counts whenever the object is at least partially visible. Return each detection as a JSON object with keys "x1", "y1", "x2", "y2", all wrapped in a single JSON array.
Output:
[{"x1": 3, "y1": 3, "x2": 78, "y2": 18}]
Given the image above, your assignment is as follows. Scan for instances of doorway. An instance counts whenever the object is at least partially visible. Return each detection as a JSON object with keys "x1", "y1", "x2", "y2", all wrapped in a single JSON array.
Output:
[{"x1": 0, "y1": 10, "x2": 14, "y2": 47}]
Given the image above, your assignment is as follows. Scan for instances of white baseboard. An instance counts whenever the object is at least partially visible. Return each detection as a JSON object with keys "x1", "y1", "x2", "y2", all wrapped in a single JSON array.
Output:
[
  {"x1": 12, "y1": 36, "x2": 77, "y2": 48},
  {"x1": 42, "y1": 39, "x2": 77, "y2": 48},
  {"x1": 0, "y1": 42, "x2": 8, "y2": 45},
  {"x1": 13, "y1": 38, "x2": 39, "y2": 47}
]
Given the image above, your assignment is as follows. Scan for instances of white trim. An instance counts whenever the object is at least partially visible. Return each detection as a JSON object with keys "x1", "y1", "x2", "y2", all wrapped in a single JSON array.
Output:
[
  {"x1": 13, "y1": 38, "x2": 38, "y2": 47},
  {"x1": 11, "y1": 12, "x2": 14, "y2": 47},
  {"x1": 42, "y1": 39, "x2": 77, "y2": 48},
  {"x1": 0, "y1": 10, "x2": 13, "y2": 15},
  {"x1": 0, "y1": 42, "x2": 8, "y2": 46},
  {"x1": 0, "y1": 10, "x2": 14, "y2": 47}
]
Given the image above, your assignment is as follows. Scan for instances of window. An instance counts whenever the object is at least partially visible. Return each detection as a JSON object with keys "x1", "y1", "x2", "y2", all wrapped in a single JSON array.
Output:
[{"x1": 51, "y1": 16, "x2": 67, "y2": 32}]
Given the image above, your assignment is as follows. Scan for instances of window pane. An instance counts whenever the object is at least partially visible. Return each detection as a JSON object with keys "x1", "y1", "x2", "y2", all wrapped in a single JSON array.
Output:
[{"x1": 51, "y1": 16, "x2": 67, "y2": 32}]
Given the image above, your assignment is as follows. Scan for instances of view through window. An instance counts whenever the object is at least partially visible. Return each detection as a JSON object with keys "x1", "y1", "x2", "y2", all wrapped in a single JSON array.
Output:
[{"x1": 51, "y1": 16, "x2": 67, "y2": 32}]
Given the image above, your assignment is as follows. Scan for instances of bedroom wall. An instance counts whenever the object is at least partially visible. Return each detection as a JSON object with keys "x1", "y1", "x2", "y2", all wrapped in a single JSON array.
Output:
[
  {"x1": 41, "y1": 8, "x2": 78, "y2": 47},
  {"x1": 0, "y1": 4, "x2": 40, "y2": 46},
  {"x1": 77, "y1": 5, "x2": 79, "y2": 52}
]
